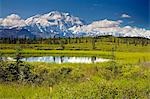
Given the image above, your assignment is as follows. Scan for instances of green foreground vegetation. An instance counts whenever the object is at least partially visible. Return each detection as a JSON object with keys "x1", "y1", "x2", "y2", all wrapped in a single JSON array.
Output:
[{"x1": 0, "y1": 36, "x2": 150, "y2": 98}]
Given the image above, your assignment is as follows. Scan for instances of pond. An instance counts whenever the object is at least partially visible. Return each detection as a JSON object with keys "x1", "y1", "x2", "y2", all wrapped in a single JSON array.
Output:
[
  {"x1": 20, "y1": 56, "x2": 110, "y2": 64},
  {"x1": 2, "y1": 56, "x2": 110, "y2": 64}
]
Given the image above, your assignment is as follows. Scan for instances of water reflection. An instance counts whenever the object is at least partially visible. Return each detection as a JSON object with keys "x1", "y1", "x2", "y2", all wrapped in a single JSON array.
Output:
[{"x1": 21, "y1": 56, "x2": 109, "y2": 64}]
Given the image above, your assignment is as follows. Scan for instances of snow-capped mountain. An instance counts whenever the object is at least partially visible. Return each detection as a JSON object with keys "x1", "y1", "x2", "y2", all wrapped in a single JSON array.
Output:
[
  {"x1": 25, "y1": 11, "x2": 84, "y2": 38},
  {"x1": 0, "y1": 11, "x2": 84, "y2": 38},
  {"x1": 69, "y1": 19, "x2": 150, "y2": 39},
  {"x1": 0, "y1": 11, "x2": 150, "y2": 38}
]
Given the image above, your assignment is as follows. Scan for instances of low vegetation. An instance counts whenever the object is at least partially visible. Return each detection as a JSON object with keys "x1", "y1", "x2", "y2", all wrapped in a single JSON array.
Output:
[
  {"x1": 0, "y1": 36, "x2": 150, "y2": 98},
  {"x1": 0, "y1": 61, "x2": 149, "y2": 98}
]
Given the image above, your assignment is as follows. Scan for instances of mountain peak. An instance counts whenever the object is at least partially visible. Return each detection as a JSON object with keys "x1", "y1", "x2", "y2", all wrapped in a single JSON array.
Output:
[{"x1": 0, "y1": 11, "x2": 149, "y2": 39}]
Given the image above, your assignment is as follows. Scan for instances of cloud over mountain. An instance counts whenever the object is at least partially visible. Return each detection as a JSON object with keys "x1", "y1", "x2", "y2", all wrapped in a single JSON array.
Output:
[
  {"x1": 121, "y1": 14, "x2": 131, "y2": 18},
  {"x1": 87, "y1": 19, "x2": 122, "y2": 28},
  {"x1": 0, "y1": 14, "x2": 26, "y2": 28},
  {"x1": 69, "y1": 19, "x2": 122, "y2": 33},
  {"x1": 69, "y1": 19, "x2": 150, "y2": 38},
  {"x1": 0, "y1": 11, "x2": 149, "y2": 38}
]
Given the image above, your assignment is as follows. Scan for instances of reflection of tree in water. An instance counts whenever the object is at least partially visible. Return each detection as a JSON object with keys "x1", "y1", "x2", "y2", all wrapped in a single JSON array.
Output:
[
  {"x1": 53, "y1": 57, "x2": 56, "y2": 63},
  {"x1": 21, "y1": 56, "x2": 107, "y2": 64},
  {"x1": 60, "y1": 56, "x2": 64, "y2": 63},
  {"x1": 91, "y1": 56, "x2": 96, "y2": 63}
]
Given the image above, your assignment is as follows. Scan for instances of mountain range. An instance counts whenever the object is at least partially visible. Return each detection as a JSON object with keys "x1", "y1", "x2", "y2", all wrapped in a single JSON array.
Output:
[{"x1": 0, "y1": 11, "x2": 150, "y2": 39}]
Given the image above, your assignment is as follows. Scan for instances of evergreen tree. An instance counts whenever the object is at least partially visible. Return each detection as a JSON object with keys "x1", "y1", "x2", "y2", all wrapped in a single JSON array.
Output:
[
  {"x1": 60, "y1": 39, "x2": 65, "y2": 50},
  {"x1": 92, "y1": 37, "x2": 96, "y2": 50}
]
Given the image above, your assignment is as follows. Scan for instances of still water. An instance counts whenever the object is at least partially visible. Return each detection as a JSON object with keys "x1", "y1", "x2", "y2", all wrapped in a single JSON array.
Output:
[{"x1": 21, "y1": 56, "x2": 110, "y2": 64}]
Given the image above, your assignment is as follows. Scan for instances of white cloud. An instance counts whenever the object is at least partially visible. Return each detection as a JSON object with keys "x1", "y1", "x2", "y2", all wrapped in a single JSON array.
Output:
[
  {"x1": 69, "y1": 19, "x2": 123, "y2": 33},
  {"x1": 0, "y1": 12, "x2": 149, "y2": 38},
  {"x1": 6, "y1": 14, "x2": 21, "y2": 20},
  {"x1": 0, "y1": 14, "x2": 26, "y2": 28},
  {"x1": 89, "y1": 19, "x2": 122, "y2": 28},
  {"x1": 69, "y1": 19, "x2": 150, "y2": 38},
  {"x1": 121, "y1": 14, "x2": 131, "y2": 18}
]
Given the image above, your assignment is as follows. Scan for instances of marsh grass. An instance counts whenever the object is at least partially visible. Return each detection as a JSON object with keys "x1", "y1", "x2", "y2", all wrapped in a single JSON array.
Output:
[
  {"x1": 0, "y1": 60, "x2": 149, "y2": 98},
  {"x1": 0, "y1": 37, "x2": 150, "y2": 98}
]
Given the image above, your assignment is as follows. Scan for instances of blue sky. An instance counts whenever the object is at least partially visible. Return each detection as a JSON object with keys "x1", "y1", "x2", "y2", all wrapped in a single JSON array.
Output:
[{"x1": 0, "y1": 0, "x2": 149, "y2": 29}]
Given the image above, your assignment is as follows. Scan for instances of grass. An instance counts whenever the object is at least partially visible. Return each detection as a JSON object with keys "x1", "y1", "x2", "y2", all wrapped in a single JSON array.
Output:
[
  {"x1": 0, "y1": 61, "x2": 149, "y2": 98},
  {"x1": 0, "y1": 83, "x2": 51, "y2": 99},
  {"x1": 1, "y1": 49, "x2": 150, "y2": 64},
  {"x1": 0, "y1": 37, "x2": 150, "y2": 98}
]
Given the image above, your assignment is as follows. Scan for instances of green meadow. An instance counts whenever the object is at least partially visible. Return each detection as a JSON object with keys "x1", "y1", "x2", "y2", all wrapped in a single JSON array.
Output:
[{"x1": 0, "y1": 36, "x2": 150, "y2": 98}]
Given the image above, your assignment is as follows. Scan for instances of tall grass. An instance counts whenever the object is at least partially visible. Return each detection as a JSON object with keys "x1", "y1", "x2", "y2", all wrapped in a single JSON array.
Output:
[
  {"x1": 0, "y1": 36, "x2": 150, "y2": 98},
  {"x1": 0, "y1": 61, "x2": 149, "y2": 98}
]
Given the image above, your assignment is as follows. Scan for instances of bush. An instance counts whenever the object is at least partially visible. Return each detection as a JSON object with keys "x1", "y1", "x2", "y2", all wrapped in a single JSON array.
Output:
[
  {"x1": 0, "y1": 61, "x2": 44, "y2": 84},
  {"x1": 48, "y1": 67, "x2": 72, "y2": 86}
]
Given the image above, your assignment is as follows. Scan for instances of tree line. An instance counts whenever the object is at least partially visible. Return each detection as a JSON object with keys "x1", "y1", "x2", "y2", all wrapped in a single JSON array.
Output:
[{"x1": 0, "y1": 36, "x2": 149, "y2": 49}]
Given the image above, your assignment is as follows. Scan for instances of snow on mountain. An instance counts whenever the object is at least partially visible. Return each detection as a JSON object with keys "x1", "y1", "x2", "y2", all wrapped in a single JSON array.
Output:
[
  {"x1": 24, "y1": 11, "x2": 84, "y2": 38},
  {"x1": 0, "y1": 11, "x2": 84, "y2": 38},
  {"x1": 0, "y1": 11, "x2": 150, "y2": 39},
  {"x1": 69, "y1": 19, "x2": 150, "y2": 38}
]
